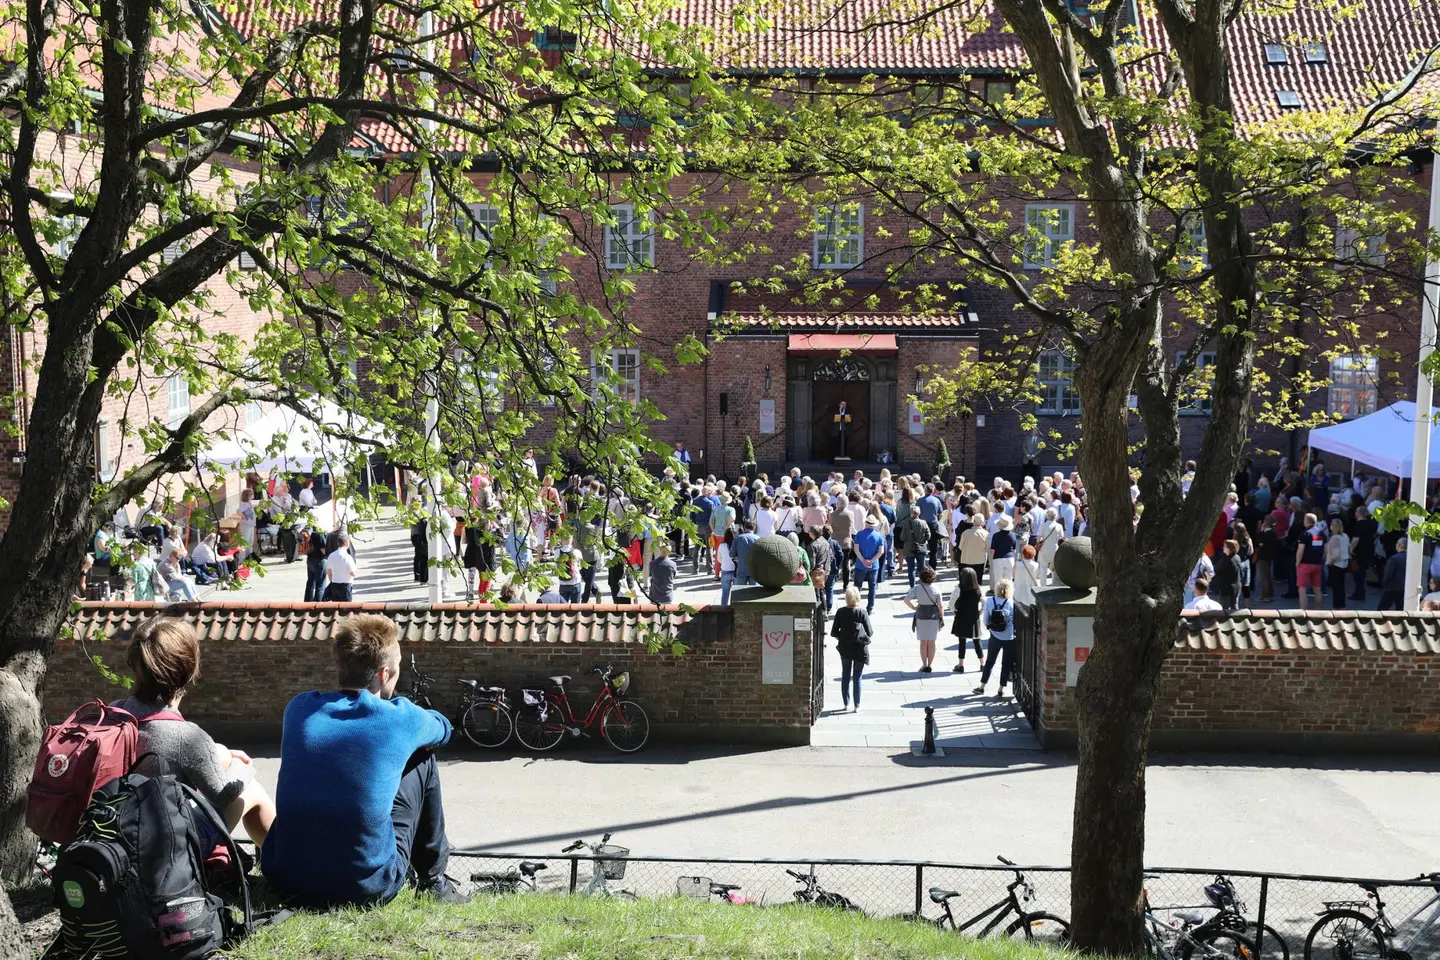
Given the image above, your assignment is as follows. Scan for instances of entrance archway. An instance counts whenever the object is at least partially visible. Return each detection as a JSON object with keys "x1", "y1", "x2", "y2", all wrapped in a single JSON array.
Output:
[{"x1": 810, "y1": 357, "x2": 872, "y2": 460}]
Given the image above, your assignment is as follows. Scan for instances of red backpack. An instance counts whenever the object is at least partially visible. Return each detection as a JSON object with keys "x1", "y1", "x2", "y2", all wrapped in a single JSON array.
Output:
[{"x1": 26, "y1": 700, "x2": 181, "y2": 845}]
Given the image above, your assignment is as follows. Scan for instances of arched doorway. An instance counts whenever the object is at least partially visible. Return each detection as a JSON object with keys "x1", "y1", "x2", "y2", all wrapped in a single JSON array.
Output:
[{"x1": 810, "y1": 356, "x2": 872, "y2": 460}]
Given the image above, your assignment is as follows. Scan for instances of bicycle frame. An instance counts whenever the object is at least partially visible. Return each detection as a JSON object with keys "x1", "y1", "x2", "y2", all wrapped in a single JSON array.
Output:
[
  {"x1": 942, "y1": 881, "x2": 1025, "y2": 937},
  {"x1": 1365, "y1": 886, "x2": 1440, "y2": 953},
  {"x1": 548, "y1": 681, "x2": 618, "y2": 733}
]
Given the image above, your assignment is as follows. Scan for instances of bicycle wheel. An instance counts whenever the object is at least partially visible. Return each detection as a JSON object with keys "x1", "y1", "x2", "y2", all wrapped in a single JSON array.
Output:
[
  {"x1": 1006, "y1": 911, "x2": 1071, "y2": 944},
  {"x1": 600, "y1": 700, "x2": 650, "y2": 753},
  {"x1": 1303, "y1": 909, "x2": 1389, "y2": 960},
  {"x1": 1249, "y1": 923, "x2": 1290, "y2": 960},
  {"x1": 1182, "y1": 928, "x2": 1258, "y2": 959},
  {"x1": 461, "y1": 699, "x2": 513, "y2": 749},
  {"x1": 514, "y1": 696, "x2": 566, "y2": 751}
]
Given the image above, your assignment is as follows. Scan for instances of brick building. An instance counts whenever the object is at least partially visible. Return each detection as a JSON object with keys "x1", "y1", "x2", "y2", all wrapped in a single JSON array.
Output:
[{"x1": 6, "y1": 0, "x2": 1440, "y2": 529}]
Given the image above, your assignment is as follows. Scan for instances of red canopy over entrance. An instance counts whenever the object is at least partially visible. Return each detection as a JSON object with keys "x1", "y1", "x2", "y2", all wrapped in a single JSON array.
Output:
[{"x1": 786, "y1": 333, "x2": 898, "y2": 353}]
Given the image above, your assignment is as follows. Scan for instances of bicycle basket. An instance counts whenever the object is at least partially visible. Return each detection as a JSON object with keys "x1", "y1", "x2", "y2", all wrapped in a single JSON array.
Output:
[
  {"x1": 676, "y1": 876, "x2": 711, "y2": 899},
  {"x1": 597, "y1": 845, "x2": 629, "y2": 880},
  {"x1": 610, "y1": 672, "x2": 631, "y2": 696}
]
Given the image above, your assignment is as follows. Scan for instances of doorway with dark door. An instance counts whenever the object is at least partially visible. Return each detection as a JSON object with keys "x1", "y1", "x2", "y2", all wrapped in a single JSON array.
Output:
[{"x1": 811, "y1": 381, "x2": 871, "y2": 460}]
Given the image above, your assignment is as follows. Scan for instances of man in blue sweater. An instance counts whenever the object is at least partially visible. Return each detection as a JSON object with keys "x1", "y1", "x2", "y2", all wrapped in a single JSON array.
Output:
[{"x1": 261, "y1": 614, "x2": 467, "y2": 907}]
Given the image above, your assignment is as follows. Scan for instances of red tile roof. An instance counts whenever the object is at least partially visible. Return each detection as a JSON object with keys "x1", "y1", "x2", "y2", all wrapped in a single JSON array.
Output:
[
  {"x1": 715, "y1": 311, "x2": 974, "y2": 331},
  {"x1": 1179, "y1": 609, "x2": 1440, "y2": 653},
  {"x1": 67, "y1": 601, "x2": 729, "y2": 647}
]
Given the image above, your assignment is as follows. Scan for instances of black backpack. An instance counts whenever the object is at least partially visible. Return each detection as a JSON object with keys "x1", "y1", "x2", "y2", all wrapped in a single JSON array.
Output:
[
  {"x1": 986, "y1": 599, "x2": 1010, "y2": 633},
  {"x1": 44, "y1": 764, "x2": 253, "y2": 960}
]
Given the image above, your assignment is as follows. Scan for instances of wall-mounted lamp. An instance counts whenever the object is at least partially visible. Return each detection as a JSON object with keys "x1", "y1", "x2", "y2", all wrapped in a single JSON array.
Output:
[
  {"x1": 915, "y1": 376, "x2": 925, "y2": 395},
  {"x1": 764, "y1": 365, "x2": 772, "y2": 395}
]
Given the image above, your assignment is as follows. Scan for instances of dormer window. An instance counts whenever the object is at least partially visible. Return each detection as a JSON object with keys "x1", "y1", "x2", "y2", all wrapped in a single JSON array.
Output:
[
  {"x1": 1264, "y1": 43, "x2": 1288, "y2": 65},
  {"x1": 537, "y1": 25, "x2": 577, "y2": 50},
  {"x1": 1276, "y1": 90, "x2": 1302, "y2": 109},
  {"x1": 1305, "y1": 42, "x2": 1328, "y2": 64}
]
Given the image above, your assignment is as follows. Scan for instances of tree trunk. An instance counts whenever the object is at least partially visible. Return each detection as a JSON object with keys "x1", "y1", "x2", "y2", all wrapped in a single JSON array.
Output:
[
  {"x1": 1069, "y1": 570, "x2": 1179, "y2": 954},
  {"x1": 0, "y1": 878, "x2": 31, "y2": 960}
]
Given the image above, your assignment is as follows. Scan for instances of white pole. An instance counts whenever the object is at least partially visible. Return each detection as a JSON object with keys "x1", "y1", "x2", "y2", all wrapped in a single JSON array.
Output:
[
  {"x1": 420, "y1": 10, "x2": 446, "y2": 604},
  {"x1": 1403, "y1": 149, "x2": 1440, "y2": 610}
]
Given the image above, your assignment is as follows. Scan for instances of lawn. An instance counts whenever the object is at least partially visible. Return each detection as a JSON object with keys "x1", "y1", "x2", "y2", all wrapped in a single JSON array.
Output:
[{"x1": 223, "y1": 892, "x2": 1069, "y2": 960}]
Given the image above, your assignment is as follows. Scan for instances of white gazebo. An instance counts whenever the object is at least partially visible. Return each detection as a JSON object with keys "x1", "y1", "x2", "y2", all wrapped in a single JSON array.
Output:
[{"x1": 1306, "y1": 401, "x2": 1440, "y2": 478}]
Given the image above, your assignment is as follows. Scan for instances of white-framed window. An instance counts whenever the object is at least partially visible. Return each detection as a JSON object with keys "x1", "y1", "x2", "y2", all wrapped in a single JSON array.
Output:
[
  {"x1": 1037, "y1": 350, "x2": 1080, "y2": 415},
  {"x1": 465, "y1": 203, "x2": 501, "y2": 245},
  {"x1": 237, "y1": 248, "x2": 259, "y2": 270},
  {"x1": 1023, "y1": 204, "x2": 1074, "y2": 268},
  {"x1": 1328, "y1": 355, "x2": 1379, "y2": 419},
  {"x1": 94, "y1": 418, "x2": 117, "y2": 482},
  {"x1": 813, "y1": 204, "x2": 864, "y2": 269},
  {"x1": 1177, "y1": 351, "x2": 1216, "y2": 415},
  {"x1": 53, "y1": 214, "x2": 83, "y2": 260},
  {"x1": 243, "y1": 360, "x2": 265, "y2": 426},
  {"x1": 1179, "y1": 215, "x2": 1208, "y2": 270},
  {"x1": 592, "y1": 348, "x2": 640, "y2": 404},
  {"x1": 306, "y1": 193, "x2": 354, "y2": 231},
  {"x1": 165, "y1": 374, "x2": 191, "y2": 427},
  {"x1": 1335, "y1": 217, "x2": 1386, "y2": 266},
  {"x1": 604, "y1": 204, "x2": 654, "y2": 269},
  {"x1": 161, "y1": 237, "x2": 188, "y2": 264}
]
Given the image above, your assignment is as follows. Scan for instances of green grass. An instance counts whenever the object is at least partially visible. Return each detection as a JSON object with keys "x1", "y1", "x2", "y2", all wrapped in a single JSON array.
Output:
[{"x1": 223, "y1": 892, "x2": 1068, "y2": 959}]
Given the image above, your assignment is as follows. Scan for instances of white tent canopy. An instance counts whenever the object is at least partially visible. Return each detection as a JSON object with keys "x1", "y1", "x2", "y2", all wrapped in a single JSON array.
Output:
[
  {"x1": 1306, "y1": 401, "x2": 1440, "y2": 478},
  {"x1": 203, "y1": 399, "x2": 387, "y2": 476}
]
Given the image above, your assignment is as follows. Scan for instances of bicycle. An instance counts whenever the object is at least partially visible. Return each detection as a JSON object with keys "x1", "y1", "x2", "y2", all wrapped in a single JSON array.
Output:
[
  {"x1": 469, "y1": 860, "x2": 549, "y2": 894},
  {"x1": 513, "y1": 666, "x2": 650, "y2": 753},
  {"x1": 1195, "y1": 875, "x2": 1288, "y2": 960},
  {"x1": 404, "y1": 655, "x2": 514, "y2": 748},
  {"x1": 1143, "y1": 874, "x2": 1257, "y2": 959},
  {"x1": 787, "y1": 866, "x2": 859, "y2": 910},
  {"x1": 563, "y1": 834, "x2": 637, "y2": 898},
  {"x1": 928, "y1": 856, "x2": 1069, "y2": 943},
  {"x1": 678, "y1": 875, "x2": 757, "y2": 905},
  {"x1": 1303, "y1": 874, "x2": 1440, "y2": 960}
]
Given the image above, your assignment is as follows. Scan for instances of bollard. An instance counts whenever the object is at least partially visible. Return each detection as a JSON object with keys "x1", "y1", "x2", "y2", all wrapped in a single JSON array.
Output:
[{"x1": 922, "y1": 706, "x2": 936, "y2": 754}]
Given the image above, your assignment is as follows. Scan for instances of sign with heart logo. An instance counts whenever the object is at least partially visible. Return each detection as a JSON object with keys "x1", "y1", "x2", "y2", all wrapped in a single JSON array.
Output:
[{"x1": 761, "y1": 615, "x2": 795, "y2": 684}]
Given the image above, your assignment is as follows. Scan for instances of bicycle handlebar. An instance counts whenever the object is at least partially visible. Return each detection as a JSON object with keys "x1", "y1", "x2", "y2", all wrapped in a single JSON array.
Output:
[
  {"x1": 563, "y1": 841, "x2": 584, "y2": 853},
  {"x1": 786, "y1": 869, "x2": 807, "y2": 880},
  {"x1": 997, "y1": 855, "x2": 1016, "y2": 866}
]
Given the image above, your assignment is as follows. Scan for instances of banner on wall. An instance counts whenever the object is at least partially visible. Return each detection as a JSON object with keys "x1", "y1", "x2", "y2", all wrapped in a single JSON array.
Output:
[
  {"x1": 908, "y1": 402, "x2": 925, "y2": 436},
  {"x1": 759, "y1": 398, "x2": 776, "y2": 434},
  {"x1": 761, "y1": 614, "x2": 794, "y2": 684}
]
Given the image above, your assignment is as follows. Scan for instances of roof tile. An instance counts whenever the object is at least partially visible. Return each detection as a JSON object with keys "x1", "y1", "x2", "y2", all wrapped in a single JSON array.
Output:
[{"x1": 1179, "y1": 610, "x2": 1440, "y2": 654}]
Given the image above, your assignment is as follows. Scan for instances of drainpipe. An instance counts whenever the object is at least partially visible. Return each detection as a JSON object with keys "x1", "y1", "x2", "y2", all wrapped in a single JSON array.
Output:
[{"x1": 1402, "y1": 147, "x2": 1440, "y2": 610}]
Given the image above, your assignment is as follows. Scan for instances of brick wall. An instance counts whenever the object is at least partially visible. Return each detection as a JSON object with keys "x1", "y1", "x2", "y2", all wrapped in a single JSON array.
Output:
[
  {"x1": 1033, "y1": 593, "x2": 1440, "y2": 753},
  {"x1": 46, "y1": 590, "x2": 819, "y2": 746}
]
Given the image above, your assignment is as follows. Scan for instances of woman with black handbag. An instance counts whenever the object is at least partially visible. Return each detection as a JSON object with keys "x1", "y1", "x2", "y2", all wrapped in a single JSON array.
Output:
[
  {"x1": 903, "y1": 565, "x2": 946, "y2": 673},
  {"x1": 829, "y1": 586, "x2": 872, "y2": 713}
]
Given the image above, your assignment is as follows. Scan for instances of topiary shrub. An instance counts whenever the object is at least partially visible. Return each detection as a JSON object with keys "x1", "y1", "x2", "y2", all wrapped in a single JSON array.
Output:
[
  {"x1": 749, "y1": 535, "x2": 801, "y2": 588},
  {"x1": 740, "y1": 435, "x2": 758, "y2": 477},
  {"x1": 936, "y1": 437, "x2": 952, "y2": 468}
]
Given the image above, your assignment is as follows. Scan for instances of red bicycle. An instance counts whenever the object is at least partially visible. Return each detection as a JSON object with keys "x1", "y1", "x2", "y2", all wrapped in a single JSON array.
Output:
[{"x1": 514, "y1": 666, "x2": 650, "y2": 753}]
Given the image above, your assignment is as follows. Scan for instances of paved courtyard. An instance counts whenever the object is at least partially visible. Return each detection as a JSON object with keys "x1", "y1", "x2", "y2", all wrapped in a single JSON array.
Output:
[{"x1": 210, "y1": 515, "x2": 1032, "y2": 750}]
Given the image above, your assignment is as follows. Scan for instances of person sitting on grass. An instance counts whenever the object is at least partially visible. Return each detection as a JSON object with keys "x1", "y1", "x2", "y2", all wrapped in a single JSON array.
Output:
[{"x1": 261, "y1": 614, "x2": 469, "y2": 907}]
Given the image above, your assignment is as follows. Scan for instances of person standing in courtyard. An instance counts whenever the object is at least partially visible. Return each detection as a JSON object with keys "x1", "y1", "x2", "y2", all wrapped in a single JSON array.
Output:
[
  {"x1": 1211, "y1": 540, "x2": 1242, "y2": 613},
  {"x1": 898, "y1": 508, "x2": 930, "y2": 588},
  {"x1": 959, "y1": 512, "x2": 989, "y2": 586},
  {"x1": 903, "y1": 565, "x2": 945, "y2": 673},
  {"x1": 1323, "y1": 517, "x2": 1351, "y2": 611},
  {"x1": 949, "y1": 565, "x2": 983, "y2": 672},
  {"x1": 649, "y1": 542, "x2": 678, "y2": 604},
  {"x1": 852, "y1": 515, "x2": 886, "y2": 614},
  {"x1": 975, "y1": 578, "x2": 1015, "y2": 698},
  {"x1": 1378, "y1": 535, "x2": 1407, "y2": 611},
  {"x1": 324, "y1": 533, "x2": 357, "y2": 601},
  {"x1": 1294, "y1": 512, "x2": 1326, "y2": 611},
  {"x1": 829, "y1": 586, "x2": 871, "y2": 712},
  {"x1": 989, "y1": 513, "x2": 1017, "y2": 586}
]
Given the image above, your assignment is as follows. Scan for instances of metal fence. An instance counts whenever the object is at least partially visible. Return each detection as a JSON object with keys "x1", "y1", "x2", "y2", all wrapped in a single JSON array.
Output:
[{"x1": 446, "y1": 848, "x2": 1440, "y2": 955}]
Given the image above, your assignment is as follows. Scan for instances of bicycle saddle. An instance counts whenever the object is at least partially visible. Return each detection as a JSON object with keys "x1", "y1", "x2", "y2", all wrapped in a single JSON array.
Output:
[
  {"x1": 457, "y1": 679, "x2": 478, "y2": 688},
  {"x1": 711, "y1": 883, "x2": 741, "y2": 893},
  {"x1": 929, "y1": 888, "x2": 960, "y2": 903},
  {"x1": 520, "y1": 861, "x2": 548, "y2": 876},
  {"x1": 470, "y1": 870, "x2": 518, "y2": 882},
  {"x1": 549, "y1": 675, "x2": 571, "y2": 685},
  {"x1": 1174, "y1": 910, "x2": 1207, "y2": 925}
]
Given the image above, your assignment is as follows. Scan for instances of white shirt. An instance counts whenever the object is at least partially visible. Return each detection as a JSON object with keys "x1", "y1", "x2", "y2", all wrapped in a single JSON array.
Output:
[
  {"x1": 1191, "y1": 595, "x2": 1223, "y2": 612},
  {"x1": 1187, "y1": 555, "x2": 1214, "y2": 591},
  {"x1": 1057, "y1": 502, "x2": 1077, "y2": 538},
  {"x1": 1012, "y1": 559, "x2": 1041, "y2": 605},
  {"x1": 191, "y1": 541, "x2": 215, "y2": 565},
  {"x1": 325, "y1": 549, "x2": 357, "y2": 584},
  {"x1": 755, "y1": 509, "x2": 777, "y2": 537},
  {"x1": 1036, "y1": 520, "x2": 1063, "y2": 555},
  {"x1": 298, "y1": 488, "x2": 317, "y2": 508}
]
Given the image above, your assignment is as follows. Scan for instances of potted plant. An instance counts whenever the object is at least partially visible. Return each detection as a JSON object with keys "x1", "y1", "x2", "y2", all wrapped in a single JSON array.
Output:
[
  {"x1": 740, "y1": 435, "x2": 758, "y2": 479},
  {"x1": 936, "y1": 437, "x2": 953, "y2": 484}
]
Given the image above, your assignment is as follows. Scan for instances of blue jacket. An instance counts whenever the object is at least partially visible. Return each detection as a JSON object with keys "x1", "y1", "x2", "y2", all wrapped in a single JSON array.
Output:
[
  {"x1": 918, "y1": 495, "x2": 942, "y2": 524},
  {"x1": 261, "y1": 690, "x2": 451, "y2": 907},
  {"x1": 733, "y1": 532, "x2": 759, "y2": 580}
]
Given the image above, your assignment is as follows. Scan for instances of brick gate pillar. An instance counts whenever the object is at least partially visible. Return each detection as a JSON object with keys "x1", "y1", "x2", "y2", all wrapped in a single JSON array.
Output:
[{"x1": 731, "y1": 584, "x2": 819, "y2": 744}]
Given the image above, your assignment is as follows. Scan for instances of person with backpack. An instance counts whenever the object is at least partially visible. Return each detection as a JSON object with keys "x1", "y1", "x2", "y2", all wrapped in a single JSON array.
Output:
[
  {"x1": 261, "y1": 614, "x2": 469, "y2": 907},
  {"x1": 903, "y1": 565, "x2": 946, "y2": 673},
  {"x1": 899, "y1": 512, "x2": 930, "y2": 589},
  {"x1": 829, "y1": 586, "x2": 872, "y2": 712},
  {"x1": 949, "y1": 565, "x2": 984, "y2": 672},
  {"x1": 975, "y1": 578, "x2": 1016, "y2": 698},
  {"x1": 117, "y1": 617, "x2": 275, "y2": 845}
]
